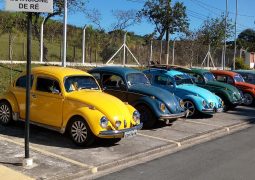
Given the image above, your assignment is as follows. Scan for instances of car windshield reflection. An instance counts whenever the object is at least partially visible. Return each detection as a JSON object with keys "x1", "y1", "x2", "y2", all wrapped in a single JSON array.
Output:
[
  {"x1": 127, "y1": 73, "x2": 151, "y2": 86},
  {"x1": 203, "y1": 72, "x2": 216, "y2": 82},
  {"x1": 65, "y1": 76, "x2": 100, "y2": 92},
  {"x1": 174, "y1": 74, "x2": 194, "y2": 85},
  {"x1": 234, "y1": 74, "x2": 245, "y2": 82}
]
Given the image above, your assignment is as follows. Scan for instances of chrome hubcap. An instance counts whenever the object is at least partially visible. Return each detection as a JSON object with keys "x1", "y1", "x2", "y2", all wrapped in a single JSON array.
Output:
[
  {"x1": 184, "y1": 101, "x2": 195, "y2": 117},
  {"x1": 0, "y1": 104, "x2": 10, "y2": 123},
  {"x1": 71, "y1": 121, "x2": 87, "y2": 143},
  {"x1": 244, "y1": 93, "x2": 253, "y2": 105}
]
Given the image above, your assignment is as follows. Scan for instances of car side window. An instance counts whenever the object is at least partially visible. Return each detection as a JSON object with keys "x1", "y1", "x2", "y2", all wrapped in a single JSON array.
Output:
[
  {"x1": 145, "y1": 74, "x2": 153, "y2": 83},
  {"x1": 90, "y1": 73, "x2": 100, "y2": 82},
  {"x1": 227, "y1": 76, "x2": 234, "y2": 84},
  {"x1": 189, "y1": 73, "x2": 203, "y2": 84},
  {"x1": 155, "y1": 75, "x2": 169, "y2": 85},
  {"x1": 16, "y1": 75, "x2": 33, "y2": 89},
  {"x1": 36, "y1": 77, "x2": 61, "y2": 94},
  {"x1": 102, "y1": 74, "x2": 125, "y2": 90},
  {"x1": 216, "y1": 75, "x2": 227, "y2": 83}
]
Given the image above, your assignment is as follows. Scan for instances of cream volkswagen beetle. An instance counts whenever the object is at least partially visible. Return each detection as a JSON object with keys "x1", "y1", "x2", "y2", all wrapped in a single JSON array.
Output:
[{"x1": 0, "y1": 66, "x2": 142, "y2": 146}]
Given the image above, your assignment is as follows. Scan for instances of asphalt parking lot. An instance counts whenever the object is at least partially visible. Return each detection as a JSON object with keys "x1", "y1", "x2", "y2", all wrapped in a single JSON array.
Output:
[{"x1": 0, "y1": 106, "x2": 254, "y2": 180}]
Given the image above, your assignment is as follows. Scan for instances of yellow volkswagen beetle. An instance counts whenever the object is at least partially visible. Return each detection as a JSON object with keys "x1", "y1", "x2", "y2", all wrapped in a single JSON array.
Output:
[{"x1": 0, "y1": 66, "x2": 142, "y2": 146}]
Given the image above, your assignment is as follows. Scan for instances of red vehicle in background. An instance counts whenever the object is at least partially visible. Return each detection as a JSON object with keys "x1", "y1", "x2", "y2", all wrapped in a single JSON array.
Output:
[{"x1": 211, "y1": 70, "x2": 255, "y2": 106}]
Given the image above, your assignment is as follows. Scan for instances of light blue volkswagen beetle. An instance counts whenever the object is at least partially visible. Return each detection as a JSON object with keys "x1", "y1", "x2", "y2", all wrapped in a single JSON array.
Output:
[{"x1": 143, "y1": 69, "x2": 224, "y2": 117}]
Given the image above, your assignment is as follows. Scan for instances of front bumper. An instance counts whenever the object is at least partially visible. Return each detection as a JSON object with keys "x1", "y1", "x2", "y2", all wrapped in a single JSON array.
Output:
[
  {"x1": 98, "y1": 123, "x2": 143, "y2": 138},
  {"x1": 232, "y1": 98, "x2": 245, "y2": 105},
  {"x1": 202, "y1": 107, "x2": 223, "y2": 113},
  {"x1": 159, "y1": 111, "x2": 186, "y2": 120}
]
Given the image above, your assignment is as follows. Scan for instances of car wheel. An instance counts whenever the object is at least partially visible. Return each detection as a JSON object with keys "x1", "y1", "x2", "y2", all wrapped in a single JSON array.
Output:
[
  {"x1": 69, "y1": 117, "x2": 95, "y2": 146},
  {"x1": 243, "y1": 93, "x2": 254, "y2": 106},
  {"x1": 136, "y1": 105, "x2": 156, "y2": 129},
  {"x1": 183, "y1": 100, "x2": 196, "y2": 117},
  {"x1": 0, "y1": 101, "x2": 12, "y2": 125}
]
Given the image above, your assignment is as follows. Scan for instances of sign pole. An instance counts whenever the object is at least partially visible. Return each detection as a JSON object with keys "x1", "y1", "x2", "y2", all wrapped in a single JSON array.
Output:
[
  {"x1": 62, "y1": 0, "x2": 67, "y2": 67},
  {"x1": 24, "y1": 12, "x2": 33, "y2": 166}
]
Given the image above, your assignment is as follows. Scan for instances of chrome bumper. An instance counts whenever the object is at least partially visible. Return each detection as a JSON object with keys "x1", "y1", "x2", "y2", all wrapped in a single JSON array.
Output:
[
  {"x1": 159, "y1": 111, "x2": 186, "y2": 120},
  {"x1": 233, "y1": 98, "x2": 245, "y2": 105},
  {"x1": 202, "y1": 107, "x2": 223, "y2": 113},
  {"x1": 98, "y1": 123, "x2": 143, "y2": 138}
]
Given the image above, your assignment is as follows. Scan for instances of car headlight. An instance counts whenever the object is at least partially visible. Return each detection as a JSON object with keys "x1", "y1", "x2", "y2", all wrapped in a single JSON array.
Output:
[
  {"x1": 179, "y1": 100, "x2": 185, "y2": 108},
  {"x1": 133, "y1": 110, "x2": 140, "y2": 123},
  {"x1": 202, "y1": 100, "x2": 207, "y2": 107},
  {"x1": 115, "y1": 120, "x2": 121, "y2": 128},
  {"x1": 159, "y1": 103, "x2": 166, "y2": 112},
  {"x1": 100, "y1": 116, "x2": 108, "y2": 128}
]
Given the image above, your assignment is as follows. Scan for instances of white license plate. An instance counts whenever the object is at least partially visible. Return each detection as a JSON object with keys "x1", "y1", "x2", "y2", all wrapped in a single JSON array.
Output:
[
  {"x1": 217, "y1": 108, "x2": 223, "y2": 112},
  {"x1": 124, "y1": 129, "x2": 138, "y2": 138}
]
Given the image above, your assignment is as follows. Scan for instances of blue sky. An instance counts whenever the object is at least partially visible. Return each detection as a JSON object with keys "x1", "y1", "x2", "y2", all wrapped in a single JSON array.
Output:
[{"x1": 1, "y1": 0, "x2": 255, "y2": 38}]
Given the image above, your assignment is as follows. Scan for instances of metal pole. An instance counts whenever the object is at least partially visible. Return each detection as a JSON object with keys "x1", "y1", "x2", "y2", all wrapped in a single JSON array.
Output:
[
  {"x1": 82, "y1": 25, "x2": 87, "y2": 65},
  {"x1": 150, "y1": 40, "x2": 153, "y2": 62},
  {"x1": 62, "y1": 0, "x2": 67, "y2": 67},
  {"x1": 233, "y1": 0, "x2": 238, "y2": 70},
  {"x1": 223, "y1": 0, "x2": 228, "y2": 70},
  {"x1": 25, "y1": 12, "x2": 32, "y2": 162},
  {"x1": 40, "y1": 18, "x2": 45, "y2": 63},
  {"x1": 123, "y1": 32, "x2": 127, "y2": 66},
  {"x1": 160, "y1": 40, "x2": 162, "y2": 64},
  {"x1": 172, "y1": 40, "x2": 175, "y2": 65}
]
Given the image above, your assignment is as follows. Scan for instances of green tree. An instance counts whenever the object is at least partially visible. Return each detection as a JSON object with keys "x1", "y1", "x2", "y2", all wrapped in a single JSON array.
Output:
[
  {"x1": 197, "y1": 15, "x2": 234, "y2": 49},
  {"x1": 139, "y1": 0, "x2": 189, "y2": 40},
  {"x1": 237, "y1": 29, "x2": 255, "y2": 52}
]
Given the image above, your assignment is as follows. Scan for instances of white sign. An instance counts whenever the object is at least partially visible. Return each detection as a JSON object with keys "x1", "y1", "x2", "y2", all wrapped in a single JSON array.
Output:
[{"x1": 5, "y1": 0, "x2": 53, "y2": 13}]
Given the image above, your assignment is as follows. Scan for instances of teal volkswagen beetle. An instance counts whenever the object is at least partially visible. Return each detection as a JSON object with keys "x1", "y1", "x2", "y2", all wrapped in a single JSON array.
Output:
[
  {"x1": 144, "y1": 69, "x2": 224, "y2": 117},
  {"x1": 89, "y1": 67, "x2": 187, "y2": 128}
]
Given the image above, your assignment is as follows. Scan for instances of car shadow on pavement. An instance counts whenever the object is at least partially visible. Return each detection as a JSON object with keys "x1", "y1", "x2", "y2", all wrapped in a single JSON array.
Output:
[
  {"x1": 225, "y1": 106, "x2": 255, "y2": 123},
  {"x1": 0, "y1": 121, "x2": 119, "y2": 149}
]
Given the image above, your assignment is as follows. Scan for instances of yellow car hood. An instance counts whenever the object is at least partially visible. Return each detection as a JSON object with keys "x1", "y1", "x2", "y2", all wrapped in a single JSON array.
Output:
[{"x1": 66, "y1": 90, "x2": 132, "y2": 124}]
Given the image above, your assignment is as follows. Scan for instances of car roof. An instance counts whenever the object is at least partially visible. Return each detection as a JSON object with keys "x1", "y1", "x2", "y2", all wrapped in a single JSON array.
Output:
[
  {"x1": 234, "y1": 70, "x2": 255, "y2": 74},
  {"x1": 189, "y1": 68, "x2": 210, "y2": 74},
  {"x1": 211, "y1": 70, "x2": 238, "y2": 77},
  {"x1": 89, "y1": 66, "x2": 142, "y2": 76},
  {"x1": 31, "y1": 66, "x2": 91, "y2": 79}
]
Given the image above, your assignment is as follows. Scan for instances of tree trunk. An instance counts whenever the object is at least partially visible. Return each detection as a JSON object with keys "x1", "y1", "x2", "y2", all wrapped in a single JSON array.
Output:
[{"x1": 8, "y1": 33, "x2": 12, "y2": 60}]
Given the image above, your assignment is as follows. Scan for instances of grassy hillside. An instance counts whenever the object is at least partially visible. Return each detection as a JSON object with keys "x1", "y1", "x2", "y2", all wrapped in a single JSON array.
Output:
[{"x1": 0, "y1": 33, "x2": 83, "y2": 62}]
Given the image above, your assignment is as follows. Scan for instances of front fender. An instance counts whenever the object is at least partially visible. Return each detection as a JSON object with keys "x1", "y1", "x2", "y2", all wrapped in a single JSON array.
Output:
[
  {"x1": 242, "y1": 89, "x2": 255, "y2": 97},
  {"x1": 0, "y1": 91, "x2": 19, "y2": 113},
  {"x1": 214, "y1": 89, "x2": 232, "y2": 103},
  {"x1": 63, "y1": 107, "x2": 110, "y2": 136},
  {"x1": 182, "y1": 95, "x2": 204, "y2": 112},
  {"x1": 132, "y1": 96, "x2": 165, "y2": 119}
]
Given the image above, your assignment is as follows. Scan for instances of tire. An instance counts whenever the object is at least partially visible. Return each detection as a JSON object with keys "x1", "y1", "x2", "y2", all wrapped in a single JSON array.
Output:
[
  {"x1": 136, "y1": 105, "x2": 156, "y2": 129},
  {"x1": 183, "y1": 100, "x2": 197, "y2": 117},
  {"x1": 243, "y1": 93, "x2": 254, "y2": 106},
  {"x1": 0, "y1": 101, "x2": 12, "y2": 125},
  {"x1": 68, "y1": 117, "x2": 95, "y2": 146}
]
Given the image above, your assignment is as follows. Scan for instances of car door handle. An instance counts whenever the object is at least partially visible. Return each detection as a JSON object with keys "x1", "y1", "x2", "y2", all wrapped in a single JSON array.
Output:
[{"x1": 31, "y1": 94, "x2": 37, "y2": 99}]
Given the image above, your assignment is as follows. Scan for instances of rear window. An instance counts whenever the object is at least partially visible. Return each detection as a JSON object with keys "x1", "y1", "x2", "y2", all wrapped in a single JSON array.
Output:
[{"x1": 16, "y1": 75, "x2": 33, "y2": 88}]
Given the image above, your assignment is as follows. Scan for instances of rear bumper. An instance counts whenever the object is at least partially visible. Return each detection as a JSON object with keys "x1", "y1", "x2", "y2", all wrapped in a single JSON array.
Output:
[
  {"x1": 98, "y1": 123, "x2": 143, "y2": 138},
  {"x1": 159, "y1": 111, "x2": 186, "y2": 120}
]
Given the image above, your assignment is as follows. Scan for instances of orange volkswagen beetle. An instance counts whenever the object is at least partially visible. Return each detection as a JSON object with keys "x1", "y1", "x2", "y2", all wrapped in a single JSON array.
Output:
[{"x1": 211, "y1": 70, "x2": 255, "y2": 106}]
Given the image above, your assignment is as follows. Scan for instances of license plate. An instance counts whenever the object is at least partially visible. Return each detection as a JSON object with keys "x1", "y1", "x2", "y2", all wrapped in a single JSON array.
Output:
[
  {"x1": 124, "y1": 129, "x2": 138, "y2": 138},
  {"x1": 217, "y1": 108, "x2": 223, "y2": 112}
]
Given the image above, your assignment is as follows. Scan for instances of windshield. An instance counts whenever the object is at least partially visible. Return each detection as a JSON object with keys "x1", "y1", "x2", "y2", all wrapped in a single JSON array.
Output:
[
  {"x1": 127, "y1": 73, "x2": 150, "y2": 86},
  {"x1": 174, "y1": 74, "x2": 194, "y2": 85},
  {"x1": 203, "y1": 72, "x2": 216, "y2": 81},
  {"x1": 234, "y1": 74, "x2": 245, "y2": 82},
  {"x1": 65, "y1": 76, "x2": 100, "y2": 92}
]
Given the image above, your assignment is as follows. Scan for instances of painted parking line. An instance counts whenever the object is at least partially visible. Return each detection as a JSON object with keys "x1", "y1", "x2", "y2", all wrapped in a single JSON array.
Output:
[
  {"x1": 182, "y1": 119, "x2": 230, "y2": 132},
  {"x1": 137, "y1": 133, "x2": 181, "y2": 147},
  {"x1": 0, "y1": 136, "x2": 98, "y2": 172}
]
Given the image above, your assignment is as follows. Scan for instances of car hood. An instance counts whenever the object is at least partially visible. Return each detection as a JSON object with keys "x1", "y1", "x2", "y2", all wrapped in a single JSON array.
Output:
[
  {"x1": 66, "y1": 90, "x2": 132, "y2": 125},
  {"x1": 235, "y1": 82, "x2": 255, "y2": 89},
  {"x1": 176, "y1": 84, "x2": 218, "y2": 102},
  {"x1": 129, "y1": 84, "x2": 182, "y2": 113},
  {"x1": 206, "y1": 81, "x2": 238, "y2": 92}
]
